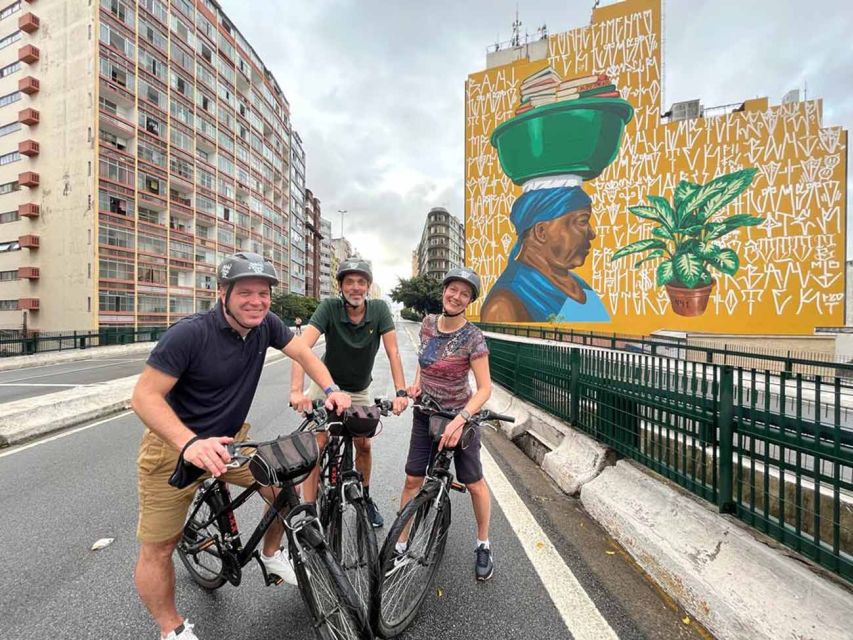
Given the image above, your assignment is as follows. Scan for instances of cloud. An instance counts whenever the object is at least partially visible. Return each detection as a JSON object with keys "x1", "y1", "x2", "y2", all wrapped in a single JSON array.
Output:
[{"x1": 219, "y1": 0, "x2": 853, "y2": 291}]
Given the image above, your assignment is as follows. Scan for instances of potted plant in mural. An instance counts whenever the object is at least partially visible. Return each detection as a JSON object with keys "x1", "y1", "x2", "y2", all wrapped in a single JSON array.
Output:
[{"x1": 611, "y1": 168, "x2": 762, "y2": 317}]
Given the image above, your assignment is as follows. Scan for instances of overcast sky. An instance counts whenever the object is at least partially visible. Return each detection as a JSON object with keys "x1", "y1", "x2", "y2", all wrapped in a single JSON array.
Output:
[{"x1": 219, "y1": 0, "x2": 853, "y2": 295}]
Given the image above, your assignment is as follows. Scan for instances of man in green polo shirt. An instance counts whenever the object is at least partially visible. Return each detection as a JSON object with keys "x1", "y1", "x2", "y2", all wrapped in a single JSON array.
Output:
[{"x1": 290, "y1": 258, "x2": 409, "y2": 527}]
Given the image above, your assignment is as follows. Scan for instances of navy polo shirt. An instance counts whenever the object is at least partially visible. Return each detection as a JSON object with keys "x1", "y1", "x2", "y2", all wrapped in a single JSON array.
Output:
[{"x1": 146, "y1": 302, "x2": 293, "y2": 438}]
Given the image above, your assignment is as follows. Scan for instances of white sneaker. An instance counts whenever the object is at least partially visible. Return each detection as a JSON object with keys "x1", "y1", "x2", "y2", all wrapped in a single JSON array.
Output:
[
  {"x1": 260, "y1": 547, "x2": 298, "y2": 586},
  {"x1": 162, "y1": 620, "x2": 199, "y2": 640}
]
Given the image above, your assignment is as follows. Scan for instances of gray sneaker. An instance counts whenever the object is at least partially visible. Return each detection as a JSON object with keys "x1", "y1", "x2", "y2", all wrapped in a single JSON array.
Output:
[{"x1": 475, "y1": 544, "x2": 494, "y2": 581}]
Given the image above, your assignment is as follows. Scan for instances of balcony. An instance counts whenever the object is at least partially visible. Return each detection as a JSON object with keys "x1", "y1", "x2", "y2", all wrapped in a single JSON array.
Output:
[
  {"x1": 18, "y1": 203, "x2": 38, "y2": 218},
  {"x1": 99, "y1": 110, "x2": 135, "y2": 139},
  {"x1": 19, "y1": 76, "x2": 39, "y2": 95},
  {"x1": 19, "y1": 13, "x2": 39, "y2": 33},
  {"x1": 18, "y1": 172, "x2": 39, "y2": 187},
  {"x1": 18, "y1": 298, "x2": 39, "y2": 310},
  {"x1": 18, "y1": 45, "x2": 39, "y2": 64},
  {"x1": 18, "y1": 140, "x2": 39, "y2": 157},
  {"x1": 18, "y1": 266, "x2": 39, "y2": 279},
  {"x1": 19, "y1": 234, "x2": 40, "y2": 249},
  {"x1": 18, "y1": 108, "x2": 39, "y2": 126}
]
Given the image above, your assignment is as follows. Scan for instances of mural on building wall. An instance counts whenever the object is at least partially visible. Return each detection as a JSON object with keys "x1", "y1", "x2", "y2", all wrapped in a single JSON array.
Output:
[{"x1": 465, "y1": 0, "x2": 848, "y2": 335}]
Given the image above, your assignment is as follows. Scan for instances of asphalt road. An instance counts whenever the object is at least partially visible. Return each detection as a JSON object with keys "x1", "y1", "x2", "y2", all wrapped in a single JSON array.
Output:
[
  {"x1": 0, "y1": 356, "x2": 149, "y2": 403},
  {"x1": 0, "y1": 322, "x2": 706, "y2": 640}
]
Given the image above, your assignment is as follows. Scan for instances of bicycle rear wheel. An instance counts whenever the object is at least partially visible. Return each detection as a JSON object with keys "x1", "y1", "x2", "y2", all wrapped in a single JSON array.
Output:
[
  {"x1": 328, "y1": 484, "x2": 379, "y2": 617},
  {"x1": 292, "y1": 523, "x2": 373, "y2": 640},
  {"x1": 374, "y1": 487, "x2": 451, "y2": 638},
  {"x1": 176, "y1": 484, "x2": 229, "y2": 590}
]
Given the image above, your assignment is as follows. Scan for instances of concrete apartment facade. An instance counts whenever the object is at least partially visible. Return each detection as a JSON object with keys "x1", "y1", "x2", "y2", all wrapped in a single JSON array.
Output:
[
  {"x1": 288, "y1": 128, "x2": 305, "y2": 296},
  {"x1": 416, "y1": 206, "x2": 464, "y2": 280},
  {"x1": 318, "y1": 216, "x2": 331, "y2": 298},
  {"x1": 304, "y1": 186, "x2": 320, "y2": 299},
  {"x1": 0, "y1": 0, "x2": 298, "y2": 332}
]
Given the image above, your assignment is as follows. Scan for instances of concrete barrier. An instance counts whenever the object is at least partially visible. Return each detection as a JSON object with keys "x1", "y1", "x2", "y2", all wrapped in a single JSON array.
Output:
[{"x1": 581, "y1": 461, "x2": 853, "y2": 640}]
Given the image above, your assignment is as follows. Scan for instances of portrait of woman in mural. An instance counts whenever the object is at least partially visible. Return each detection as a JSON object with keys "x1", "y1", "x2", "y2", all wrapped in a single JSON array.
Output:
[{"x1": 479, "y1": 66, "x2": 634, "y2": 324}]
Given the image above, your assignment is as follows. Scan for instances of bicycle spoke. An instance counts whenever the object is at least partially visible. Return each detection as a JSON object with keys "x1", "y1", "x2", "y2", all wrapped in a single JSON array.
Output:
[{"x1": 301, "y1": 545, "x2": 361, "y2": 639}]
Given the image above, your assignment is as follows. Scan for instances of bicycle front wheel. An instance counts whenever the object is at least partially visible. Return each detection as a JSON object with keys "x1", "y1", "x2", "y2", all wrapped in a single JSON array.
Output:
[
  {"x1": 292, "y1": 524, "x2": 373, "y2": 640},
  {"x1": 374, "y1": 487, "x2": 451, "y2": 638},
  {"x1": 328, "y1": 487, "x2": 379, "y2": 618},
  {"x1": 176, "y1": 485, "x2": 228, "y2": 590}
]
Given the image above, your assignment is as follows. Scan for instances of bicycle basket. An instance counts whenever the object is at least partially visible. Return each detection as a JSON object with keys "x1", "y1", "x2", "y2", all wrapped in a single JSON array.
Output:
[
  {"x1": 330, "y1": 405, "x2": 381, "y2": 438},
  {"x1": 249, "y1": 432, "x2": 318, "y2": 486}
]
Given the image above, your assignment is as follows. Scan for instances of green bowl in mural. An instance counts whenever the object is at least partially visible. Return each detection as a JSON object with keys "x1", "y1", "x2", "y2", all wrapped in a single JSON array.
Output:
[{"x1": 490, "y1": 97, "x2": 634, "y2": 184}]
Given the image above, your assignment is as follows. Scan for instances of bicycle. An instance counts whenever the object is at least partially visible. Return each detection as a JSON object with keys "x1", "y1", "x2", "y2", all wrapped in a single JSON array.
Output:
[
  {"x1": 316, "y1": 399, "x2": 393, "y2": 619},
  {"x1": 175, "y1": 402, "x2": 374, "y2": 640},
  {"x1": 373, "y1": 395, "x2": 514, "y2": 637}
]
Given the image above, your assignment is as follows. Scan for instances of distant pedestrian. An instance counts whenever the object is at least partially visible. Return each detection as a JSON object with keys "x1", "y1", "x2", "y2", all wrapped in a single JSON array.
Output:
[{"x1": 294, "y1": 317, "x2": 303, "y2": 335}]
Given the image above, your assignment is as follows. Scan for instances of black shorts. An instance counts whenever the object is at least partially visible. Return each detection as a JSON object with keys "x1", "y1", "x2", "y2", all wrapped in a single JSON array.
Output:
[{"x1": 404, "y1": 408, "x2": 483, "y2": 485}]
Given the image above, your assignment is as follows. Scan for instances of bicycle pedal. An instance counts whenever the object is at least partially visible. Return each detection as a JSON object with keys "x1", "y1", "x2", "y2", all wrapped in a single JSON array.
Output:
[
  {"x1": 266, "y1": 574, "x2": 283, "y2": 586},
  {"x1": 450, "y1": 481, "x2": 468, "y2": 493},
  {"x1": 198, "y1": 537, "x2": 215, "y2": 551}
]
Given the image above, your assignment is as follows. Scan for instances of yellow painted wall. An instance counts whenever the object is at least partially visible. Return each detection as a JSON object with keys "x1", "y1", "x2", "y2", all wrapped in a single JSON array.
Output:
[{"x1": 464, "y1": 0, "x2": 847, "y2": 334}]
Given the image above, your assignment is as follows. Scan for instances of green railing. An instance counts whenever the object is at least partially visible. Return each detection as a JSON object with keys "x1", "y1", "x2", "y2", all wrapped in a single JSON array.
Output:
[
  {"x1": 486, "y1": 336, "x2": 853, "y2": 582},
  {"x1": 0, "y1": 326, "x2": 166, "y2": 357}
]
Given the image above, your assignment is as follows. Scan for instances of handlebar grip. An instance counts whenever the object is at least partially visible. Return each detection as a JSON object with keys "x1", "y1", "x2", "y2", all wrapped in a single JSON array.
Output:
[{"x1": 482, "y1": 410, "x2": 515, "y2": 423}]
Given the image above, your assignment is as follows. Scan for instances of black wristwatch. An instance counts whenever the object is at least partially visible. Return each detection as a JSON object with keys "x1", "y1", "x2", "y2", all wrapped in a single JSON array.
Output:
[{"x1": 395, "y1": 389, "x2": 408, "y2": 398}]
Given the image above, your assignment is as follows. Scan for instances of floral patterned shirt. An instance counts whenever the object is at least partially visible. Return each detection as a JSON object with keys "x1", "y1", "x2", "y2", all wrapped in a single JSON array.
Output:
[{"x1": 417, "y1": 315, "x2": 489, "y2": 409}]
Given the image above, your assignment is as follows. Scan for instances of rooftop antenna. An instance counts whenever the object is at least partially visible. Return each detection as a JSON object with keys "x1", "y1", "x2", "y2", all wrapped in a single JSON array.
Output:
[{"x1": 511, "y1": 6, "x2": 522, "y2": 48}]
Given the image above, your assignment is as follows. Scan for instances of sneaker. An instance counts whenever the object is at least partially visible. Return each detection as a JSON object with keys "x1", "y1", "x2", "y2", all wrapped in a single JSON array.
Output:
[
  {"x1": 365, "y1": 497, "x2": 384, "y2": 528},
  {"x1": 384, "y1": 545, "x2": 410, "y2": 578},
  {"x1": 260, "y1": 548, "x2": 298, "y2": 586},
  {"x1": 475, "y1": 544, "x2": 494, "y2": 581},
  {"x1": 162, "y1": 620, "x2": 199, "y2": 640}
]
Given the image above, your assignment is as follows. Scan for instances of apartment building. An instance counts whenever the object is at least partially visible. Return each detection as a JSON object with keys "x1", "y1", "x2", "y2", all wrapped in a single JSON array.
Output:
[
  {"x1": 415, "y1": 207, "x2": 464, "y2": 280},
  {"x1": 319, "y1": 216, "x2": 331, "y2": 298},
  {"x1": 0, "y1": 0, "x2": 296, "y2": 331},
  {"x1": 288, "y1": 128, "x2": 306, "y2": 295},
  {"x1": 304, "y1": 186, "x2": 320, "y2": 299}
]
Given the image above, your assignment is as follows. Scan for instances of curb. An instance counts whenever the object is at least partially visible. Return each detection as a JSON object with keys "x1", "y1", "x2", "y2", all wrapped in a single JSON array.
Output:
[
  {"x1": 484, "y1": 382, "x2": 853, "y2": 639},
  {"x1": 0, "y1": 342, "x2": 156, "y2": 372},
  {"x1": 0, "y1": 349, "x2": 288, "y2": 447}
]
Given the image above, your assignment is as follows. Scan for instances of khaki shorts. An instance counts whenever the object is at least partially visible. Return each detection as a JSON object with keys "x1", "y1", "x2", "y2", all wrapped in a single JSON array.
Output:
[
  {"x1": 136, "y1": 423, "x2": 256, "y2": 543},
  {"x1": 305, "y1": 380, "x2": 371, "y2": 405}
]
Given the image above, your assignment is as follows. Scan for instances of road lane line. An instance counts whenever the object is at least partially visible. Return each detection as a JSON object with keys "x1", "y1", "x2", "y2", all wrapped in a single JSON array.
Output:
[
  {"x1": 0, "y1": 383, "x2": 78, "y2": 387},
  {"x1": 0, "y1": 411, "x2": 133, "y2": 458},
  {"x1": 480, "y1": 445, "x2": 619, "y2": 640}
]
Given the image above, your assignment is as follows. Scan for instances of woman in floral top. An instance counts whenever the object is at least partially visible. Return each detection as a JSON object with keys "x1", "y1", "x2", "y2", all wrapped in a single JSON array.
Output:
[{"x1": 400, "y1": 267, "x2": 496, "y2": 581}]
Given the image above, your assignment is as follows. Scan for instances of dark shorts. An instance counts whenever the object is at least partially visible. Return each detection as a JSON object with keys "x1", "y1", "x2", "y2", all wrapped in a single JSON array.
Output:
[{"x1": 404, "y1": 408, "x2": 483, "y2": 485}]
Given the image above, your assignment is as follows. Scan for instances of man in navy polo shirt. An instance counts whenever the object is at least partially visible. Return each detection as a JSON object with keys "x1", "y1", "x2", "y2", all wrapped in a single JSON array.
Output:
[{"x1": 131, "y1": 252, "x2": 350, "y2": 640}]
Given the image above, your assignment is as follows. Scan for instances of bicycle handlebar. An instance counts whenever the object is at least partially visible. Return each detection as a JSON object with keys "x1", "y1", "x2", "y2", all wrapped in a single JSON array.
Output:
[{"x1": 412, "y1": 394, "x2": 516, "y2": 425}]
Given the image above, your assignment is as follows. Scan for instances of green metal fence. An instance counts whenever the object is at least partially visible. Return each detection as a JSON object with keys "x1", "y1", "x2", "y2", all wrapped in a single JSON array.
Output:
[
  {"x1": 486, "y1": 335, "x2": 853, "y2": 582},
  {"x1": 0, "y1": 326, "x2": 165, "y2": 357}
]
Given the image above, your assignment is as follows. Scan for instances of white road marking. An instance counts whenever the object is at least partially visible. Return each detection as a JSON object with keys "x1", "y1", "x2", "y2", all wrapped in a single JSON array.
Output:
[
  {"x1": 0, "y1": 383, "x2": 78, "y2": 387},
  {"x1": 0, "y1": 411, "x2": 133, "y2": 458},
  {"x1": 480, "y1": 445, "x2": 619, "y2": 640}
]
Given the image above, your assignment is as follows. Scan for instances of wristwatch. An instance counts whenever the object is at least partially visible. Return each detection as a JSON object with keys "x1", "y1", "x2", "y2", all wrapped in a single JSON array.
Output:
[
  {"x1": 459, "y1": 409, "x2": 471, "y2": 421},
  {"x1": 323, "y1": 383, "x2": 341, "y2": 396},
  {"x1": 395, "y1": 389, "x2": 408, "y2": 398}
]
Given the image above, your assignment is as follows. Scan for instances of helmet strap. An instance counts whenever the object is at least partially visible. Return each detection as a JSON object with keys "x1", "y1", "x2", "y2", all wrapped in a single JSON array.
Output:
[{"x1": 441, "y1": 307, "x2": 465, "y2": 318}]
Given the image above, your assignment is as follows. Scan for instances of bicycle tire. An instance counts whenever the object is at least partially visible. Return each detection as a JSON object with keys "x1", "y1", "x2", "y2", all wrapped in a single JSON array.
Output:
[
  {"x1": 374, "y1": 487, "x2": 451, "y2": 638},
  {"x1": 176, "y1": 485, "x2": 229, "y2": 590},
  {"x1": 291, "y1": 524, "x2": 373, "y2": 640},
  {"x1": 328, "y1": 485, "x2": 379, "y2": 617}
]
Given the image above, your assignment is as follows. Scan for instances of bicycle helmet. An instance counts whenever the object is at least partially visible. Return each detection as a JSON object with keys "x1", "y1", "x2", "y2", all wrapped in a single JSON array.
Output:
[
  {"x1": 336, "y1": 258, "x2": 372, "y2": 284},
  {"x1": 442, "y1": 267, "x2": 481, "y2": 301}
]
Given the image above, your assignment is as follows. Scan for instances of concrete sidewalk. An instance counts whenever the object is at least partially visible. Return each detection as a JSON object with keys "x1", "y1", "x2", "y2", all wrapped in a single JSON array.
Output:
[{"x1": 484, "y1": 383, "x2": 853, "y2": 640}]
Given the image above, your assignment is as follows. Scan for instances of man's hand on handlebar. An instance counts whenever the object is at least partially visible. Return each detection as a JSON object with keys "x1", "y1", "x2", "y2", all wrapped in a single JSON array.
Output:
[
  {"x1": 325, "y1": 390, "x2": 351, "y2": 413},
  {"x1": 391, "y1": 395, "x2": 409, "y2": 416},
  {"x1": 289, "y1": 389, "x2": 313, "y2": 412},
  {"x1": 184, "y1": 436, "x2": 234, "y2": 477}
]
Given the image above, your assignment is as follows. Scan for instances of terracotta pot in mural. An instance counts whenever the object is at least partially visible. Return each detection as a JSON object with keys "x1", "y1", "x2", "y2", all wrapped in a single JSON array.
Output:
[{"x1": 665, "y1": 280, "x2": 715, "y2": 317}]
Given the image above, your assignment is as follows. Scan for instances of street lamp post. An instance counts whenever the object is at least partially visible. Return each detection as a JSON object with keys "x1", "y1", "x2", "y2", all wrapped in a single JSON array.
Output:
[{"x1": 337, "y1": 209, "x2": 347, "y2": 238}]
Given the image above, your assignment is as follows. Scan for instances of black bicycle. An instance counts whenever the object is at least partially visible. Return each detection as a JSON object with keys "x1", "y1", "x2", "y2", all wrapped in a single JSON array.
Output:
[
  {"x1": 373, "y1": 395, "x2": 514, "y2": 637},
  {"x1": 175, "y1": 402, "x2": 373, "y2": 640},
  {"x1": 317, "y1": 399, "x2": 393, "y2": 618}
]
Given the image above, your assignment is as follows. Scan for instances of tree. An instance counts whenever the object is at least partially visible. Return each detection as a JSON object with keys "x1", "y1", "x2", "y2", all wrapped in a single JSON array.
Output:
[
  {"x1": 390, "y1": 275, "x2": 443, "y2": 317},
  {"x1": 271, "y1": 292, "x2": 320, "y2": 323}
]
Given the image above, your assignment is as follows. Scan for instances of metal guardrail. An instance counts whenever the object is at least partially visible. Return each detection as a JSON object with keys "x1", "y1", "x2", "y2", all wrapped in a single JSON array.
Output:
[
  {"x1": 485, "y1": 335, "x2": 853, "y2": 582},
  {"x1": 0, "y1": 327, "x2": 166, "y2": 357}
]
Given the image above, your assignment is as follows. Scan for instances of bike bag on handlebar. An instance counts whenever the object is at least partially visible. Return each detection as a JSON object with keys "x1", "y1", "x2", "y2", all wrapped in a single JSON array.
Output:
[
  {"x1": 249, "y1": 432, "x2": 319, "y2": 486},
  {"x1": 330, "y1": 404, "x2": 381, "y2": 438}
]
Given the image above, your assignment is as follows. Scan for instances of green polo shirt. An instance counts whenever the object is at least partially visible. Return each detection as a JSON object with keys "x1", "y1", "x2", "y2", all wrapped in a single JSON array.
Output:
[{"x1": 309, "y1": 298, "x2": 395, "y2": 391}]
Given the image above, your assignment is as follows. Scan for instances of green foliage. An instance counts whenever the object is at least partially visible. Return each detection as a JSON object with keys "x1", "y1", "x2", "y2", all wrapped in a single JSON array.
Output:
[
  {"x1": 400, "y1": 307, "x2": 423, "y2": 322},
  {"x1": 611, "y1": 168, "x2": 762, "y2": 288},
  {"x1": 271, "y1": 293, "x2": 320, "y2": 324},
  {"x1": 390, "y1": 275, "x2": 443, "y2": 317}
]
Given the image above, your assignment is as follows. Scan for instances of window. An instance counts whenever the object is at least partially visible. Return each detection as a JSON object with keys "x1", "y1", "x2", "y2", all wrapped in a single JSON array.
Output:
[
  {"x1": 138, "y1": 294, "x2": 167, "y2": 312},
  {"x1": 139, "y1": 19, "x2": 167, "y2": 53},
  {"x1": 0, "y1": 2, "x2": 21, "y2": 22},
  {"x1": 138, "y1": 48, "x2": 166, "y2": 81},
  {"x1": 0, "y1": 30, "x2": 19, "y2": 50},
  {"x1": 139, "y1": 110, "x2": 165, "y2": 136},
  {"x1": 169, "y1": 127, "x2": 192, "y2": 152},
  {"x1": 103, "y1": 0, "x2": 134, "y2": 27},
  {"x1": 137, "y1": 140, "x2": 166, "y2": 167},
  {"x1": 169, "y1": 97, "x2": 192, "y2": 125},
  {"x1": 0, "y1": 61, "x2": 19, "y2": 78},
  {"x1": 0, "y1": 239, "x2": 20, "y2": 251},
  {"x1": 98, "y1": 223, "x2": 135, "y2": 248},
  {"x1": 137, "y1": 234, "x2": 166, "y2": 255},
  {"x1": 196, "y1": 61, "x2": 214, "y2": 88},
  {"x1": 99, "y1": 190, "x2": 132, "y2": 216},
  {"x1": 138, "y1": 172, "x2": 165, "y2": 195},
  {"x1": 170, "y1": 41, "x2": 193, "y2": 72},
  {"x1": 99, "y1": 290, "x2": 134, "y2": 312},
  {"x1": 100, "y1": 156, "x2": 132, "y2": 184},
  {"x1": 139, "y1": 0, "x2": 166, "y2": 22},
  {"x1": 170, "y1": 156, "x2": 193, "y2": 181},
  {"x1": 170, "y1": 71, "x2": 192, "y2": 99},
  {"x1": 0, "y1": 120, "x2": 18, "y2": 137},
  {"x1": 99, "y1": 23, "x2": 134, "y2": 59},
  {"x1": 0, "y1": 150, "x2": 19, "y2": 165},
  {"x1": 0, "y1": 90, "x2": 20, "y2": 107},
  {"x1": 0, "y1": 268, "x2": 16, "y2": 281},
  {"x1": 0, "y1": 299, "x2": 16, "y2": 310},
  {"x1": 196, "y1": 168, "x2": 214, "y2": 190},
  {"x1": 0, "y1": 210, "x2": 17, "y2": 223}
]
